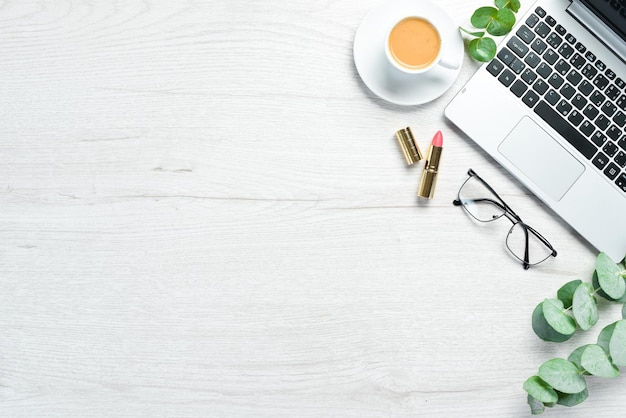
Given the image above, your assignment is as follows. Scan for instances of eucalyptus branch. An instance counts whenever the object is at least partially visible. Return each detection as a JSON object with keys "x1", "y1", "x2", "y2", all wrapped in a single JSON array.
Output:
[
  {"x1": 460, "y1": 0, "x2": 521, "y2": 62},
  {"x1": 524, "y1": 252, "x2": 626, "y2": 414}
]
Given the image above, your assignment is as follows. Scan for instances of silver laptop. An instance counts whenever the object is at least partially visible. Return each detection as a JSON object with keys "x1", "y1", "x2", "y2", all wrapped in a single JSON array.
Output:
[{"x1": 445, "y1": 0, "x2": 626, "y2": 262}]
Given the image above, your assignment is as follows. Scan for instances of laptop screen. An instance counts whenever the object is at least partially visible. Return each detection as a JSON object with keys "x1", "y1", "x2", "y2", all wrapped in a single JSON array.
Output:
[{"x1": 579, "y1": 0, "x2": 626, "y2": 43}]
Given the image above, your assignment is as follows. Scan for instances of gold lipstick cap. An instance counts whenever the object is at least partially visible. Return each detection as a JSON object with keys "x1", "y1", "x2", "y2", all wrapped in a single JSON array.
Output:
[{"x1": 395, "y1": 127, "x2": 423, "y2": 165}]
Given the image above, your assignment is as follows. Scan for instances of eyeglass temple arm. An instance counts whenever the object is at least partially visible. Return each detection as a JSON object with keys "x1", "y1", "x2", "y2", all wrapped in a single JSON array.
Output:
[{"x1": 466, "y1": 169, "x2": 523, "y2": 220}]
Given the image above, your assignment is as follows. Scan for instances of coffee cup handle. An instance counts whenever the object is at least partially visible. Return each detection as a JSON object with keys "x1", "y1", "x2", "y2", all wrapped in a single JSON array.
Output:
[{"x1": 438, "y1": 56, "x2": 461, "y2": 70}]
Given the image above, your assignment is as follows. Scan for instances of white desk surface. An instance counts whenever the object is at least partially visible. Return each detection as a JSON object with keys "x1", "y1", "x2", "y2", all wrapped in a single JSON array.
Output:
[{"x1": 1, "y1": 0, "x2": 623, "y2": 416}]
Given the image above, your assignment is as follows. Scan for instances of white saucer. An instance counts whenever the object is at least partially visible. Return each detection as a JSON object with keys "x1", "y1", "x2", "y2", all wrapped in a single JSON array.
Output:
[{"x1": 353, "y1": 0, "x2": 464, "y2": 106}]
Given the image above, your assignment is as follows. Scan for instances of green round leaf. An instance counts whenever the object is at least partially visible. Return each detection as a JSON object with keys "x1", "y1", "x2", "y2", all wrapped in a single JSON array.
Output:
[
  {"x1": 567, "y1": 345, "x2": 591, "y2": 375},
  {"x1": 538, "y1": 358, "x2": 587, "y2": 394},
  {"x1": 556, "y1": 388, "x2": 589, "y2": 407},
  {"x1": 609, "y1": 319, "x2": 626, "y2": 367},
  {"x1": 532, "y1": 301, "x2": 574, "y2": 342},
  {"x1": 471, "y1": 6, "x2": 499, "y2": 28},
  {"x1": 486, "y1": 8, "x2": 516, "y2": 36},
  {"x1": 468, "y1": 37, "x2": 497, "y2": 62},
  {"x1": 523, "y1": 376, "x2": 558, "y2": 404},
  {"x1": 581, "y1": 344, "x2": 619, "y2": 377},
  {"x1": 572, "y1": 282, "x2": 598, "y2": 330},
  {"x1": 597, "y1": 322, "x2": 616, "y2": 353},
  {"x1": 596, "y1": 252, "x2": 626, "y2": 300},
  {"x1": 592, "y1": 271, "x2": 626, "y2": 302},
  {"x1": 527, "y1": 394, "x2": 545, "y2": 415},
  {"x1": 557, "y1": 280, "x2": 583, "y2": 309},
  {"x1": 543, "y1": 299, "x2": 577, "y2": 335},
  {"x1": 496, "y1": 0, "x2": 521, "y2": 12}
]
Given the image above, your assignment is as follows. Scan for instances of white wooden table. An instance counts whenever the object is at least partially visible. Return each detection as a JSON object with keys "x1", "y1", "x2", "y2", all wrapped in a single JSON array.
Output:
[{"x1": 1, "y1": 1, "x2": 623, "y2": 416}]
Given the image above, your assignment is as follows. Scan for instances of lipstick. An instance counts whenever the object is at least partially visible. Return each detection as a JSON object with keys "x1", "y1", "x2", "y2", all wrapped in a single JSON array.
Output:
[{"x1": 417, "y1": 130, "x2": 444, "y2": 199}]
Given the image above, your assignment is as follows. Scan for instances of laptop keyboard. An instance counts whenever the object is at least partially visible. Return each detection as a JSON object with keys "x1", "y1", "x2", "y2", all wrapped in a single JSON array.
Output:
[{"x1": 485, "y1": 6, "x2": 626, "y2": 194}]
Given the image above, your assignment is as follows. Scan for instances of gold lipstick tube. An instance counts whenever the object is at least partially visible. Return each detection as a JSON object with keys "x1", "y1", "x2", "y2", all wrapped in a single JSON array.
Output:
[{"x1": 417, "y1": 145, "x2": 443, "y2": 199}]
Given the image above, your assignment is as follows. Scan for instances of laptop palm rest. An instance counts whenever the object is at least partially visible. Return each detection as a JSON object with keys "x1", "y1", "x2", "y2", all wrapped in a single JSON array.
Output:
[{"x1": 498, "y1": 117, "x2": 585, "y2": 201}]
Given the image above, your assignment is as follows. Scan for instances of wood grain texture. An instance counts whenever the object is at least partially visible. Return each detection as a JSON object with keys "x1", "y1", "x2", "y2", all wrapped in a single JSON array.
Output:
[{"x1": 0, "y1": 0, "x2": 623, "y2": 416}]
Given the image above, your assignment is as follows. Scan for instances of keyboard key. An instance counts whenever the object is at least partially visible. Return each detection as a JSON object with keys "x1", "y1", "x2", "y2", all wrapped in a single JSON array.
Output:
[
  {"x1": 572, "y1": 93, "x2": 587, "y2": 110},
  {"x1": 581, "y1": 120, "x2": 595, "y2": 137},
  {"x1": 537, "y1": 62, "x2": 552, "y2": 78},
  {"x1": 497, "y1": 48, "x2": 515, "y2": 65},
  {"x1": 535, "y1": 22, "x2": 551, "y2": 38},
  {"x1": 535, "y1": 101, "x2": 597, "y2": 159},
  {"x1": 578, "y1": 80, "x2": 594, "y2": 96},
  {"x1": 618, "y1": 95, "x2": 626, "y2": 111},
  {"x1": 507, "y1": 36, "x2": 529, "y2": 57},
  {"x1": 516, "y1": 25, "x2": 536, "y2": 44},
  {"x1": 522, "y1": 90, "x2": 540, "y2": 107},
  {"x1": 558, "y1": 43, "x2": 575, "y2": 59},
  {"x1": 575, "y1": 42, "x2": 587, "y2": 53},
  {"x1": 595, "y1": 114, "x2": 611, "y2": 131},
  {"x1": 533, "y1": 79, "x2": 549, "y2": 95},
  {"x1": 498, "y1": 69, "x2": 515, "y2": 87},
  {"x1": 590, "y1": 91, "x2": 605, "y2": 107},
  {"x1": 548, "y1": 73, "x2": 564, "y2": 88},
  {"x1": 531, "y1": 38, "x2": 548, "y2": 54},
  {"x1": 607, "y1": 125, "x2": 621, "y2": 141},
  {"x1": 593, "y1": 152, "x2": 610, "y2": 169},
  {"x1": 509, "y1": 58, "x2": 525, "y2": 74},
  {"x1": 546, "y1": 89, "x2": 561, "y2": 105},
  {"x1": 546, "y1": 33, "x2": 562, "y2": 48},
  {"x1": 583, "y1": 104, "x2": 600, "y2": 120},
  {"x1": 556, "y1": 99, "x2": 572, "y2": 116},
  {"x1": 560, "y1": 83, "x2": 576, "y2": 99},
  {"x1": 603, "y1": 141, "x2": 618, "y2": 157},
  {"x1": 615, "y1": 151, "x2": 626, "y2": 168},
  {"x1": 591, "y1": 131, "x2": 607, "y2": 147},
  {"x1": 604, "y1": 163, "x2": 620, "y2": 180},
  {"x1": 585, "y1": 51, "x2": 596, "y2": 62},
  {"x1": 554, "y1": 59, "x2": 571, "y2": 75},
  {"x1": 543, "y1": 49, "x2": 558, "y2": 65},
  {"x1": 524, "y1": 52, "x2": 541, "y2": 68},
  {"x1": 581, "y1": 63, "x2": 598, "y2": 79},
  {"x1": 555, "y1": 24, "x2": 567, "y2": 36},
  {"x1": 616, "y1": 172, "x2": 626, "y2": 193},
  {"x1": 510, "y1": 80, "x2": 528, "y2": 97},
  {"x1": 619, "y1": 136, "x2": 626, "y2": 151},
  {"x1": 613, "y1": 111, "x2": 626, "y2": 127},
  {"x1": 535, "y1": 6, "x2": 546, "y2": 17},
  {"x1": 601, "y1": 101, "x2": 617, "y2": 117},
  {"x1": 594, "y1": 74, "x2": 609, "y2": 90},
  {"x1": 565, "y1": 33, "x2": 576, "y2": 44},
  {"x1": 566, "y1": 70, "x2": 583, "y2": 86},
  {"x1": 487, "y1": 59, "x2": 504, "y2": 76},
  {"x1": 606, "y1": 84, "x2": 620, "y2": 100},
  {"x1": 526, "y1": 14, "x2": 540, "y2": 28},
  {"x1": 595, "y1": 60, "x2": 606, "y2": 71},
  {"x1": 568, "y1": 110, "x2": 584, "y2": 126},
  {"x1": 570, "y1": 53, "x2": 586, "y2": 70},
  {"x1": 545, "y1": 15, "x2": 556, "y2": 26},
  {"x1": 521, "y1": 68, "x2": 537, "y2": 84},
  {"x1": 605, "y1": 69, "x2": 616, "y2": 80},
  {"x1": 616, "y1": 78, "x2": 625, "y2": 89}
]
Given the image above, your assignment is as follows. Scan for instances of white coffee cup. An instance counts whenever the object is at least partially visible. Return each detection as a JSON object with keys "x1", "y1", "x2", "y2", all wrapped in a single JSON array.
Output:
[{"x1": 385, "y1": 16, "x2": 460, "y2": 74}]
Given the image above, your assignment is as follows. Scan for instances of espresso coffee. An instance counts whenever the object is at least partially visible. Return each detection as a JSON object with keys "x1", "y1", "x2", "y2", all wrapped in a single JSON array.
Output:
[{"x1": 388, "y1": 17, "x2": 441, "y2": 70}]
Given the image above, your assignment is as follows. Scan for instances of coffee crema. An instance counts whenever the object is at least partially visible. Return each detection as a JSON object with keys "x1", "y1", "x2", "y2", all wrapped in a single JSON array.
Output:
[{"x1": 388, "y1": 17, "x2": 441, "y2": 69}]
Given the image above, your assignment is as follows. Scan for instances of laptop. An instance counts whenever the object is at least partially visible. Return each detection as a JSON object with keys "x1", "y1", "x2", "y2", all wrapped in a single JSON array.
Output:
[{"x1": 445, "y1": 0, "x2": 626, "y2": 262}]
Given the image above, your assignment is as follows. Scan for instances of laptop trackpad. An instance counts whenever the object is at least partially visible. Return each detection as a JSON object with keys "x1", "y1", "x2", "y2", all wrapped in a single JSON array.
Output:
[{"x1": 498, "y1": 117, "x2": 584, "y2": 201}]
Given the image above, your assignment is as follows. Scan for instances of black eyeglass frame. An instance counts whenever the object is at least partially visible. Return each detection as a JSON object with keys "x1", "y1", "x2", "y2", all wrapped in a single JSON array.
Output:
[{"x1": 453, "y1": 169, "x2": 557, "y2": 270}]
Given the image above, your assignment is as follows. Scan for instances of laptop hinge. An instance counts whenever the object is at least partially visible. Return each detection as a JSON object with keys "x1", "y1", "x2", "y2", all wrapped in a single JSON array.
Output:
[{"x1": 567, "y1": 0, "x2": 626, "y2": 62}]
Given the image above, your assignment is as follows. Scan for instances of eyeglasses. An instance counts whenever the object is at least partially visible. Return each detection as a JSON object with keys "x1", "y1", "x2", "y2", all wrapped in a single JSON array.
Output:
[{"x1": 453, "y1": 169, "x2": 557, "y2": 269}]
